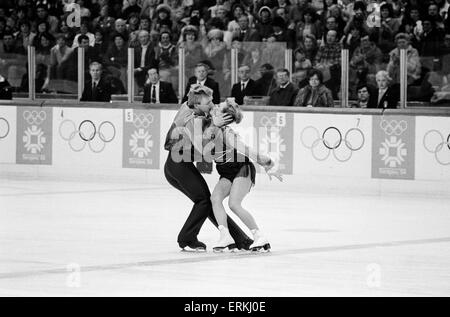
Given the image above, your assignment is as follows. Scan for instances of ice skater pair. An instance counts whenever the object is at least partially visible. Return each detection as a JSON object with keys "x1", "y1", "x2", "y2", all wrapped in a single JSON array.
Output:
[
  {"x1": 208, "y1": 99, "x2": 283, "y2": 252},
  {"x1": 164, "y1": 85, "x2": 280, "y2": 252}
]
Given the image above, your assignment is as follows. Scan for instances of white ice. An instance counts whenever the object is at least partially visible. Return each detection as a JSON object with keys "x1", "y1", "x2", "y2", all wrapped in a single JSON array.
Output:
[{"x1": 0, "y1": 174, "x2": 449, "y2": 297}]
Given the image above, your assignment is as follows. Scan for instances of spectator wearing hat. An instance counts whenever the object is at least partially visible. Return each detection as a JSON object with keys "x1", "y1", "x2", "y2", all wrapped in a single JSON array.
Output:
[
  {"x1": 269, "y1": 68, "x2": 298, "y2": 106},
  {"x1": 182, "y1": 62, "x2": 220, "y2": 104},
  {"x1": 255, "y1": 6, "x2": 274, "y2": 41},
  {"x1": 153, "y1": 4, "x2": 172, "y2": 31},
  {"x1": 134, "y1": 30, "x2": 158, "y2": 89}
]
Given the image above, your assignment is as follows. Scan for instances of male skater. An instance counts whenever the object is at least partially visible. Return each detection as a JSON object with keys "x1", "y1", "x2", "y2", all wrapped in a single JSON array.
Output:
[{"x1": 164, "y1": 85, "x2": 253, "y2": 251}]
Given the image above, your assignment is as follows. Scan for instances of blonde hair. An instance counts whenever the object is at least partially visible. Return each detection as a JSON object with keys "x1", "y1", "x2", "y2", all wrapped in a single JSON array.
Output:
[
  {"x1": 222, "y1": 100, "x2": 243, "y2": 124},
  {"x1": 187, "y1": 84, "x2": 213, "y2": 107}
]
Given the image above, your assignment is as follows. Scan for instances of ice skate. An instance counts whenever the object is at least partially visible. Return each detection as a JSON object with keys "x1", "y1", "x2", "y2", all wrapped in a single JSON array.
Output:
[
  {"x1": 180, "y1": 240, "x2": 207, "y2": 252},
  {"x1": 213, "y1": 226, "x2": 237, "y2": 252},
  {"x1": 249, "y1": 230, "x2": 271, "y2": 252}
]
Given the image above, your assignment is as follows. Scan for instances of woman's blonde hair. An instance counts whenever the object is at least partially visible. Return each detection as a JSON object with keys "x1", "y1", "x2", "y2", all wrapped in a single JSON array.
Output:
[
  {"x1": 187, "y1": 84, "x2": 213, "y2": 107},
  {"x1": 222, "y1": 100, "x2": 243, "y2": 124}
]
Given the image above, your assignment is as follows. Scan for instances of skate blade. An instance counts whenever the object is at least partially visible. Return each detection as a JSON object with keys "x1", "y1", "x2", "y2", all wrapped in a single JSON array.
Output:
[
  {"x1": 250, "y1": 243, "x2": 271, "y2": 252},
  {"x1": 181, "y1": 247, "x2": 207, "y2": 253},
  {"x1": 213, "y1": 244, "x2": 237, "y2": 253}
]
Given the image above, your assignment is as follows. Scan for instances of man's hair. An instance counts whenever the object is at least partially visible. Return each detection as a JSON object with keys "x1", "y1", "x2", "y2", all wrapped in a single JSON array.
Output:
[
  {"x1": 195, "y1": 62, "x2": 209, "y2": 70},
  {"x1": 89, "y1": 62, "x2": 103, "y2": 70},
  {"x1": 148, "y1": 67, "x2": 159, "y2": 74},
  {"x1": 238, "y1": 65, "x2": 250, "y2": 72},
  {"x1": 78, "y1": 34, "x2": 89, "y2": 44},
  {"x1": 277, "y1": 68, "x2": 290, "y2": 77},
  {"x1": 357, "y1": 83, "x2": 370, "y2": 92},
  {"x1": 395, "y1": 32, "x2": 410, "y2": 42},
  {"x1": 187, "y1": 84, "x2": 213, "y2": 107}
]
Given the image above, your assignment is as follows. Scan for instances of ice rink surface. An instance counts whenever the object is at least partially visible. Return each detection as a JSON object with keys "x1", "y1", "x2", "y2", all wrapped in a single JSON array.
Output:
[{"x1": 0, "y1": 174, "x2": 449, "y2": 297}]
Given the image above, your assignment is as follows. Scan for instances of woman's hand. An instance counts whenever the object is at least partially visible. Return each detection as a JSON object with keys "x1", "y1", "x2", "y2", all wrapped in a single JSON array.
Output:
[{"x1": 212, "y1": 112, "x2": 233, "y2": 127}]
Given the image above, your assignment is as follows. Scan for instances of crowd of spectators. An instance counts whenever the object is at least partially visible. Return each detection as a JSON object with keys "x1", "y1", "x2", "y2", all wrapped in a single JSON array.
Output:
[{"x1": 0, "y1": 0, "x2": 449, "y2": 107}]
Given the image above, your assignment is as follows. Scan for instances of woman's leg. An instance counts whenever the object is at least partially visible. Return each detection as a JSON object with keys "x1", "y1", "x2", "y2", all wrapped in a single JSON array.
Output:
[
  {"x1": 228, "y1": 175, "x2": 259, "y2": 231},
  {"x1": 210, "y1": 178, "x2": 232, "y2": 228}
]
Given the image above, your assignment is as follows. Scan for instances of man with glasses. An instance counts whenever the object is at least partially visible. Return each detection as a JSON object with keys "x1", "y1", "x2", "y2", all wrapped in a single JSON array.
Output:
[{"x1": 268, "y1": 68, "x2": 298, "y2": 106}]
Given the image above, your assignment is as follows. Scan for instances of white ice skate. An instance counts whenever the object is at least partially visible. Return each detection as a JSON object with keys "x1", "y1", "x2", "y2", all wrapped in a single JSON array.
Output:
[
  {"x1": 213, "y1": 226, "x2": 237, "y2": 252},
  {"x1": 249, "y1": 230, "x2": 271, "y2": 252}
]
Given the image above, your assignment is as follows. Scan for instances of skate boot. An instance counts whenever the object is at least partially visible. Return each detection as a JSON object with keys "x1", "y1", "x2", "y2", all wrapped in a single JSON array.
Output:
[
  {"x1": 249, "y1": 229, "x2": 271, "y2": 252},
  {"x1": 213, "y1": 226, "x2": 237, "y2": 252},
  {"x1": 180, "y1": 240, "x2": 207, "y2": 252}
]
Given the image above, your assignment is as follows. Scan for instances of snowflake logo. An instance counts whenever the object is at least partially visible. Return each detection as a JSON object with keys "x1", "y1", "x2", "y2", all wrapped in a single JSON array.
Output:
[
  {"x1": 260, "y1": 127, "x2": 286, "y2": 170},
  {"x1": 23, "y1": 126, "x2": 46, "y2": 154},
  {"x1": 379, "y1": 136, "x2": 407, "y2": 168},
  {"x1": 129, "y1": 129, "x2": 153, "y2": 158}
]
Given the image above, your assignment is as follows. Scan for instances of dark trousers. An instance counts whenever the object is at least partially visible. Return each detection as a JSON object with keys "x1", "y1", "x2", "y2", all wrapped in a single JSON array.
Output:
[{"x1": 164, "y1": 153, "x2": 251, "y2": 247}]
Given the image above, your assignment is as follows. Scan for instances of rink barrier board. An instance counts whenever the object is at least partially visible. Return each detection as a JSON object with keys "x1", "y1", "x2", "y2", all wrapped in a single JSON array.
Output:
[{"x1": 0, "y1": 102, "x2": 450, "y2": 183}]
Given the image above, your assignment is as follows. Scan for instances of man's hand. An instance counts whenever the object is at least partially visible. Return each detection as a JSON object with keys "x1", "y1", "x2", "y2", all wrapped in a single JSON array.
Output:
[{"x1": 212, "y1": 112, "x2": 233, "y2": 127}]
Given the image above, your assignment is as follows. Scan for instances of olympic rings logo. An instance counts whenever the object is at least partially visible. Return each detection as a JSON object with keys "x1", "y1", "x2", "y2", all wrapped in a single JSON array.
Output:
[
  {"x1": 0, "y1": 117, "x2": 10, "y2": 139},
  {"x1": 23, "y1": 110, "x2": 47, "y2": 125},
  {"x1": 260, "y1": 116, "x2": 278, "y2": 128},
  {"x1": 59, "y1": 119, "x2": 116, "y2": 153},
  {"x1": 133, "y1": 113, "x2": 154, "y2": 129},
  {"x1": 300, "y1": 126, "x2": 365, "y2": 162},
  {"x1": 379, "y1": 119, "x2": 407, "y2": 136},
  {"x1": 423, "y1": 130, "x2": 450, "y2": 166}
]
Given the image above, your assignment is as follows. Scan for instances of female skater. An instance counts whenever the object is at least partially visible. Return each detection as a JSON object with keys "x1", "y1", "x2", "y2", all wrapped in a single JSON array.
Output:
[
  {"x1": 209, "y1": 100, "x2": 283, "y2": 252},
  {"x1": 164, "y1": 84, "x2": 254, "y2": 252}
]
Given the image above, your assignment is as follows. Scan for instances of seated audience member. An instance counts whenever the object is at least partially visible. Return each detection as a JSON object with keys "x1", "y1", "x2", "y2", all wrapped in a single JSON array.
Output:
[
  {"x1": 368, "y1": 70, "x2": 399, "y2": 109},
  {"x1": 269, "y1": 68, "x2": 298, "y2": 106},
  {"x1": 143, "y1": 68, "x2": 178, "y2": 104},
  {"x1": 80, "y1": 62, "x2": 112, "y2": 102},
  {"x1": 231, "y1": 65, "x2": 261, "y2": 105},
  {"x1": 294, "y1": 69, "x2": 334, "y2": 107},
  {"x1": 350, "y1": 84, "x2": 373, "y2": 108},
  {"x1": 387, "y1": 33, "x2": 421, "y2": 86},
  {"x1": 182, "y1": 63, "x2": 220, "y2": 104}
]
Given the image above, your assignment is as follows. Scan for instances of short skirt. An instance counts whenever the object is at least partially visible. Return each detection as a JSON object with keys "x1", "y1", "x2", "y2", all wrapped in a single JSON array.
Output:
[{"x1": 216, "y1": 161, "x2": 256, "y2": 186}]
